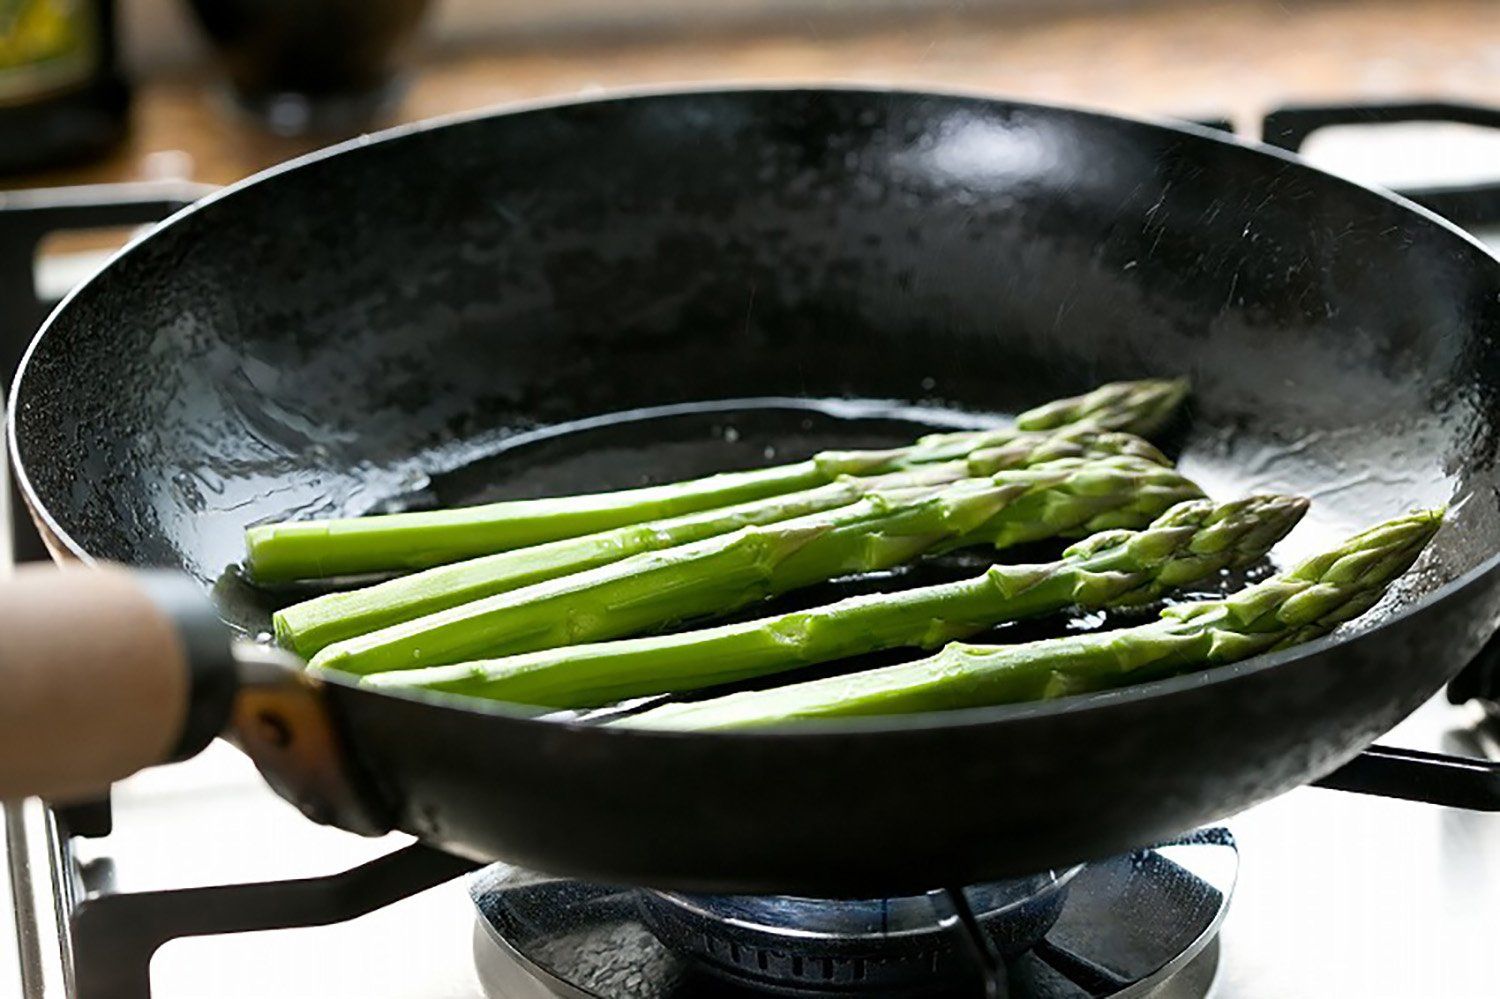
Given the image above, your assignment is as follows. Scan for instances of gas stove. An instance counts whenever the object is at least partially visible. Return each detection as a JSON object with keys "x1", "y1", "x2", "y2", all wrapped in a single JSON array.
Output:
[
  {"x1": 8, "y1": 101, "x2": 1500, "y2": 999},
  {"x1": 468, "y1": 833, "x2": 1236, "y2": 998}
]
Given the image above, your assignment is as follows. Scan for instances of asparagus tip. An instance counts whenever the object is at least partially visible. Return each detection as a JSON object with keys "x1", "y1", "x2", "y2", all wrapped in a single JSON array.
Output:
[
  {"x1": 1290, "y1": 506, "x2": 1444, "y2": 581},
  {"x1": 1014, "y1": 377, "x2": 1192, "y2": 436},
  {"x1": 1166, "y1": 506, "x2": 1443, "y2": 630},
  {"x1": 1058, "y1": 492, "x2": 1307, "y2": 601}
]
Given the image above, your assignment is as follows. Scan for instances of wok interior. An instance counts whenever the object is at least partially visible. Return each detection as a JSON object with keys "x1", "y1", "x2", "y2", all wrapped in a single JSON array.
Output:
[{"x1": 14, "y1": 87, "x2": 1500, "y2": 672}]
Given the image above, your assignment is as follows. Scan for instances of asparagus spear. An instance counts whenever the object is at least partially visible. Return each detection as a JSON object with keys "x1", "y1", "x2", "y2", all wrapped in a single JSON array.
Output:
[
  {"x1": 618, "y1": 509, "x2": 1442, "y2": 731},
  {"x1": 245, "y1": 378, "x2": 1188, "y2": 582},
  {"x1": 274, "y1": 429, "x2": 1161, "y2": 658},
  {"x1": 309, "y1": 455, "x2": 1203, "y2": 676},
  {"x1": 368, "y1": 494, "x2": 1307, "y2": 707}
]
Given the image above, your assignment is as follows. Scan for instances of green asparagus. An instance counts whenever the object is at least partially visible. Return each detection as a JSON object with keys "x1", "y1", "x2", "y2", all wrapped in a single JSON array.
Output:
[
  {"x1": 274, "y1": 429, "x2": 1163, "y2": 658},
  {"x1": 245, "y1": 378, "x2": 1188, "y2": 582},
  {"x1": 368, "y1": 494, "x2": 1307, "y2": 707},
  {"x1": 309, "y1": 455, "x2": 1203, "y2": 676},
  {"x1": 616, "y1": 509, "x2": 1442, "y2": 730}
]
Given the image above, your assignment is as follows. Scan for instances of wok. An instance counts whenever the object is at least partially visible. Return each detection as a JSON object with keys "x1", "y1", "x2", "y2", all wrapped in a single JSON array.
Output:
[{"x1": 5, "y1": 87, "x2": 1500, "y2": 896}]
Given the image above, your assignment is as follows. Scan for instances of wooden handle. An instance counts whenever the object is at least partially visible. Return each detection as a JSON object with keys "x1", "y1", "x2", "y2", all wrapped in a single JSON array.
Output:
[{"x1": 0, "y1": 565, "x2": 227, "y2": 802}]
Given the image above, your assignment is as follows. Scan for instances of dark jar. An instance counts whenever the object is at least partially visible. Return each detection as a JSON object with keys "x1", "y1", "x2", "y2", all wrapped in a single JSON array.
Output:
[{"x1": 0, "y1": 0, "x2": 130, "y2": 174}]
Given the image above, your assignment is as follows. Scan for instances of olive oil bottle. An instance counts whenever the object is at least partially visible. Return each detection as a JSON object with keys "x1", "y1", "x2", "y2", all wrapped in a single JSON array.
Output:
[{"x1": 0, "y1": 0, "x2": 128, "y2": 172}]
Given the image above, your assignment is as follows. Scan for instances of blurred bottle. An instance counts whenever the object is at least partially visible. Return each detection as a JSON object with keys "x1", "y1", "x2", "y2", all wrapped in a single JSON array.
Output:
[
  {"x1": 184, "y1": 0, "x2": 431, "y2": 137},
  {"x1": 0, "y1": 0, "x2": 129, "y2": 173}
]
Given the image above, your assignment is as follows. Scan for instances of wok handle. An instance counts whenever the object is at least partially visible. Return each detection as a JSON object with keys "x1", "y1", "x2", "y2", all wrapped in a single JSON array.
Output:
[{"x1": 0, "y1": 564, "x2": 236, "y2": 802}]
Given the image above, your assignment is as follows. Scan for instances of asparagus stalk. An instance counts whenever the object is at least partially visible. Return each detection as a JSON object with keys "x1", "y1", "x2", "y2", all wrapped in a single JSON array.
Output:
[
  {"x1": 618, "y1": 509, "x2": 1443, "y2": 731},
  {"x1": 274, "y1": 429, "x2": 1161, "y2": 658},
  {"x1": 245, "y1": 378, "x2": 1188, "y2": 582},
  {"x1": 368, "y1": 494, "x2": 1307, "y2": 707},
  {"x1": 310, "y1": 455, "x2": 1203, "y2": 676}
]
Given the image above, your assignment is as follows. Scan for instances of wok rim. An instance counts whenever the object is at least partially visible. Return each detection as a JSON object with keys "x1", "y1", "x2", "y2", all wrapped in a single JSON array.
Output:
[{"x1": 9, "y1": 81, "x2": 1500, "y2": 743}]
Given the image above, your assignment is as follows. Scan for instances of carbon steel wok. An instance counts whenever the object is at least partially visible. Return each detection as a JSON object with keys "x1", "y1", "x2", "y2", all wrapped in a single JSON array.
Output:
[{"x1": 7, "y1": 87, "x2": 1500, "y2": 897}]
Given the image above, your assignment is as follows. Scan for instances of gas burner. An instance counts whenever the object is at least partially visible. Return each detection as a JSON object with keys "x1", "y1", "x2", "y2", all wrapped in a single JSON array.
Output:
[
  {"x1": 635, "y1": 869, "x2": 1078, "y2": 997},
  {"x1": 470, "y1": 829, "x2": 1236, "y2": 999}
]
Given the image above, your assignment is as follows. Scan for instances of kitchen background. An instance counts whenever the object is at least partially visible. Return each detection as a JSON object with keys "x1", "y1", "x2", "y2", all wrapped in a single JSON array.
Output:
[
  {"x1": 9, "y1": 3, "x2": 1500, "y2": 999},
  {"x1": 10, "y1": 0, "x2": 1500, "y2": 190}
]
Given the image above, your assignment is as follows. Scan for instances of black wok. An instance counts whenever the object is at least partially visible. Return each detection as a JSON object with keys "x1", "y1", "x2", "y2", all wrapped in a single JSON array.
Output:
[{"x1": 6, "y1": 87, "x2": 1500, "y2": 896}]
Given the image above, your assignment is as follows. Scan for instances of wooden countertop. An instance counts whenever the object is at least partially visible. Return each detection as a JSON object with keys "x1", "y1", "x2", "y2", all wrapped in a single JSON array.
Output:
[{"x1": 17, "y1": 0, "x2": 1500, "y2": 189}]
